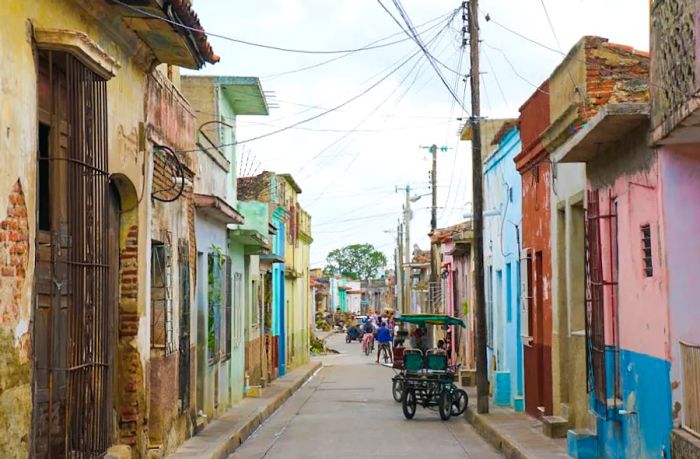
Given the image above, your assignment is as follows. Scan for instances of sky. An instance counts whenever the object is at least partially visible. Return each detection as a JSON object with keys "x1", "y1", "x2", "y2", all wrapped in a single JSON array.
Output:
[{"x1": 184, "y1": 0, "x2": 649, "y2": 270}]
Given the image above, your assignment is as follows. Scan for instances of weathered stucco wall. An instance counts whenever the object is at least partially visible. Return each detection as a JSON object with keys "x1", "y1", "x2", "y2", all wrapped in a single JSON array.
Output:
[{"x1": 0, "y1": 1, "x2": 159, "y2": 455}]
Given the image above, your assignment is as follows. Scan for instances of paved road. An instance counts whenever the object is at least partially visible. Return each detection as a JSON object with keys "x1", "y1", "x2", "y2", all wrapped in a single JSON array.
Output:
[{"x1": 231, "y1": 333, "x2": 502, "y2": 459}]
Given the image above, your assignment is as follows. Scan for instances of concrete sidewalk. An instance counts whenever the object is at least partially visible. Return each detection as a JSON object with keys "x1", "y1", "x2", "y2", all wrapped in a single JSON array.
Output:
[
  {"x1": 169, "y1": 360, "x2": 322, "y2": 459},
  {"x1": 464, "y1": 387, "x2": 569, "y2": 459}
]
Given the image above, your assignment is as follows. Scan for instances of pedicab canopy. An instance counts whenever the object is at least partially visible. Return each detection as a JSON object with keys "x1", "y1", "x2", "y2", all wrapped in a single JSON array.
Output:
[{"x1": 395, "y1": 314, "x2": 466, "y2": 328}]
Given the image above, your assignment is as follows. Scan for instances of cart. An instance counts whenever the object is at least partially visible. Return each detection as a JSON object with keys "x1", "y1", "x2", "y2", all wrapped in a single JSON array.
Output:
[{"x1": 391, "y1": 314, "x2": 468, "y2": 420}]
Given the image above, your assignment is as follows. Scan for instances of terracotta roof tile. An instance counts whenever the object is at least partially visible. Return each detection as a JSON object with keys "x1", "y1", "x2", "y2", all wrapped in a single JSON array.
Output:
[{"x1": 171, "y1": 0, "x2": 220, "y2": 65}]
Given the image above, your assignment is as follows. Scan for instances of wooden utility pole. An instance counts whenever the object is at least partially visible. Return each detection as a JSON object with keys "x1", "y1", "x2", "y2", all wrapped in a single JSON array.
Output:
[
  {"x1": 468, "y1": 0, "x2": 489, "y2": 414},
  {"x1": 430, "y1": 144, "x2": 438, "y2": 232}
]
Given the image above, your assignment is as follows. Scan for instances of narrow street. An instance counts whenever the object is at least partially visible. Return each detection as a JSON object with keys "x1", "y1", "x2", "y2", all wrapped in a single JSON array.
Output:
[{"x1": 231, "y1": 333, "x2": 502, "y2": 459}]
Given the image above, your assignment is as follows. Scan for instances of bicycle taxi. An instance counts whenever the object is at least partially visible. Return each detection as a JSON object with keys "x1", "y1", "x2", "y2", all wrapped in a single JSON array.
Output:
[{"x1": 391, "y1": 314, "x2": 468, "y2": 420}]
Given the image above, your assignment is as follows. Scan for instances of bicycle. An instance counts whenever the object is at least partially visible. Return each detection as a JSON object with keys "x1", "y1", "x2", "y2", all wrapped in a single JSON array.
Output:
[
  {"x1": 362, "y1": 333, "x2": 374, "y2": 355},
  {"x1": 377, "y1": 342, "x2": 391, "y2": 364}
]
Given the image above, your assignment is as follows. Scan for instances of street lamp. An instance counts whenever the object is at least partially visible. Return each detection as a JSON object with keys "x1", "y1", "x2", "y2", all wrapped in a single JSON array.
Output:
[{"x1": 409, "y1": 193, "x2": 430, "y2": 203}]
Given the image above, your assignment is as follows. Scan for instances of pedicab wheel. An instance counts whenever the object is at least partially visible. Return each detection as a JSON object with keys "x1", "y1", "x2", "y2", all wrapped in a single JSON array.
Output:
[
  {"x1": 402, "y1": 388, "x2": 417, "y2": 419},
  {"x1": 346, "y1": 336, "x2": 351, "y2": 343},
  {"x1": 451, "y1": 389, "x2": 468, "y2": 416},
  {"x1": 439, "y1": 389, "x2": 453, "y2": 421},
  {"x1": 364, "y1": 343, "x2": 371, "y2": 356},
  {"x1": 392, "y1": 376, "x2": 404, "y2": 403}
]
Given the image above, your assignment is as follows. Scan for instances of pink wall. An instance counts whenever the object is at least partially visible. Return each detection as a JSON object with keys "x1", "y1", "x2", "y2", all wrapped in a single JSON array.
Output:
[
  {"x1": 590, "y1": 158, "x2": 669, "y2": 361},
  {"x1": 659, "y1": 146, "x2": 700, "y2": 426}
]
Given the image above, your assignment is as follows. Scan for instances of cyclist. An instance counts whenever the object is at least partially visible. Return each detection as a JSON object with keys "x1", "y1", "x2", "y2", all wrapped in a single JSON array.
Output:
[
  {"x1": 375, "y1": 322, "x2": 393, "y2": 364},
  {"x1": 362, "y1": 320, "x2": 375, "y2": 354}
]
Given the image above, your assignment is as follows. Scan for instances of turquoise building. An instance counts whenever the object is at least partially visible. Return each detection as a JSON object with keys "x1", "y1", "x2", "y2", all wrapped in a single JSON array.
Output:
[{"x1": 482, "y1": 123, "x2": 524, "y2": 411}]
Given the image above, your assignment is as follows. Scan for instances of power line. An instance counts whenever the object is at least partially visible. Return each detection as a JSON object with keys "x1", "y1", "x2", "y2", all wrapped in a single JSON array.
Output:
[
  {"x1": 179, "y1": 41, "x2": 435, "y2": 154},
  {"x1": 113, "y1": 0, "x2": 447, "y2": 55},
  {"x1": 260, "y1": 10, "x2": 455, "y2": 79},
  {"x1": 293, "y1": 16, "x2": 457, "y2": 178},
  {"x1": 376, "y1": 0, "x2": 469, "y2": 113},
  {"x1": 481, "y1": 10, "x2": 563, "y2": 56}
]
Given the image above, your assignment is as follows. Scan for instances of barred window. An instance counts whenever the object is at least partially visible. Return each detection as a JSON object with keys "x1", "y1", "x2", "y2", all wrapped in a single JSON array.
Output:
[
  {"x1": 208, "y1": 252, "x2": 222, "y2": 364},
  {"x1": 641, "y1": 225, "x2": 653, "y2": 277},
  {"x1": 152, "y1": 241, "x2": 175, "y2": 354}
]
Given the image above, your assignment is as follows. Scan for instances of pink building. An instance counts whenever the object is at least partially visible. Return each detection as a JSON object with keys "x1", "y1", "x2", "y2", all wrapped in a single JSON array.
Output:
[
  {"x1": 649, "y1": 1, "x2": 700, "y2": 455},
  {"x1": 430, "y1": 222, "x2": 475, "y2": 368},
  {"x1": 560, "y1": 102, "x2": 673, "y2": 458}
]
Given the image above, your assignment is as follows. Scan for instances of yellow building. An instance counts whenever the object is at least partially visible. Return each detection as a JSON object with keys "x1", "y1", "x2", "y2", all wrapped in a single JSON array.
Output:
[
  {"x1": 279, "y1": 174, "x2": 313, "y2": 370},
  {"x1": 0, "y1": 1, "x2": 217, "y2": 456}
]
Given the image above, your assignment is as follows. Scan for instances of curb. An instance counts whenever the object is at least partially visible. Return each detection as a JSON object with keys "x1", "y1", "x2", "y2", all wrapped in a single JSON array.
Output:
[
  {"x1": 464, "y1": 405, "x2": 528, "y2": 459},
  {"x1": 210, "y1": 360, "x2": 322, "y2": 459},
  {"x1": 171, "y1": 360, "x2": 322, "y2": 459}
]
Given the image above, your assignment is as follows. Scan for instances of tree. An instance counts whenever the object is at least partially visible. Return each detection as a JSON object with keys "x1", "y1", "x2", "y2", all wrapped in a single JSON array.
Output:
[{"x1": 324, "y1": 243, "x2": 387, "y2": 281}]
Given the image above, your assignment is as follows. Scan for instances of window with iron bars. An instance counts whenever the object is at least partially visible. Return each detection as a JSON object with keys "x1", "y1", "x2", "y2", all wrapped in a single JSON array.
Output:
[
  {"x1": 224, "y1": 256, "x2": 232, "y2": 360},
  {"x1": 152, "y1": 241, "x2": 175, "y2": 354},
  {"x1": 208, "y1": 252, "x2": 222, "y2": 364},
  {"x1": 641, "y1": 224, "x2": 653, "y2": 277}
]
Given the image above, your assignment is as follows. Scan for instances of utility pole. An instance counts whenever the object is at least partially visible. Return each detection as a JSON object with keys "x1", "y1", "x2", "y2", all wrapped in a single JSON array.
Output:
[
  {"x1": 396, "y1": 222, "x2": 404, "y2": 314},
  {"x1": 429, "y1": 144, "x2": 438, "y2": 313},
  {"x1": 430, "y1": 144, "x2": 438, "y2": 232},
  {"x1": 468, "y1": 0, "x2": 489, "y2": 414},
  {"x1": 397, "y1": 185, "x2": 412, "y2": 313}
]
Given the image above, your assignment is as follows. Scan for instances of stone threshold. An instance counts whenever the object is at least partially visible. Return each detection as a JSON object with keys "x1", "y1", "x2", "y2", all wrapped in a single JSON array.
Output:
[
  {"x1": 464, "y1": 387, "x2": 570, "y2": 459},
  {"x1": 167, "y1": 359, "x2": 323, "y2": 459}
]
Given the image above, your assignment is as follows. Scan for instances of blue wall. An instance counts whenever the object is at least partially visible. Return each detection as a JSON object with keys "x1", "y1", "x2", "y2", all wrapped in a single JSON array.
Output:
[
  {"x1": 272, "y1": 216, "x2": 286, "y2": 376},
  {"x1": 483, "y1": 127, "x2": 524, "y2": 410},
  {"x1": 592, "y1": 347, "x2": 672, "y2": 459}
]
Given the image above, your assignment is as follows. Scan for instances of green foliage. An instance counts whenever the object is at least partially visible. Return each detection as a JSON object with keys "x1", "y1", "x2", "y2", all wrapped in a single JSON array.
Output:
[
  {"x1": 323, "y1": 243, "x2": 387, "y2": 280},
  {"x1": 310, "y1": 335, "x2": 326, "y2": 354}
]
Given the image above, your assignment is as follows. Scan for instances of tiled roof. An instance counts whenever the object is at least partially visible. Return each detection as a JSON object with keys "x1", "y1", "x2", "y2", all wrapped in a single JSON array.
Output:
[{"x1": 171, "y1": 0, "x2": 220, "y2": 65}]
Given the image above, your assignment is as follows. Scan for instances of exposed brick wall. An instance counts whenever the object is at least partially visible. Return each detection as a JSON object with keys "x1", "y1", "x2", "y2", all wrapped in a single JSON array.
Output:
[
  {"x1": 582, "y1": 39, "x2": 649, "y2": 120},
  {"x1": 115, "y1": 223, "x2": 147, "y2": 451},
  {"x1": 0, "y1": 180, "x2": 29, "y2": 332},
  {"x1": 119, "y1": 225, "x2": 139, "y2": 338}
]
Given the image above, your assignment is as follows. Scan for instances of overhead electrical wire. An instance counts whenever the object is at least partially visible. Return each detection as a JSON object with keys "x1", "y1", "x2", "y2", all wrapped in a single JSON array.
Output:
[
  {"x1": 293, "y1": 13, "x2": 458, "y2": 179},
  {"x1": 178, "y1": 40, "x2": 437, "y2": 154},
  {"x1": 260, "y1": 9, "x2": 455, "y2": 79},
  {"x1": 303, "y1": 16, "x2": 461, "y2": 200},
  {"x1": 377, "y1": 0, "x2": 469, "y2": 113},
  {"x1": 113, "y1": 0, "x2": 450, "y2": 55}
]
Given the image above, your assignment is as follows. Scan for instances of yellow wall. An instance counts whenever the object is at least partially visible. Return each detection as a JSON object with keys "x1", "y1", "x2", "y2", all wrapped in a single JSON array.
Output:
[{"x1": 0, "y1": 1, "x2": 193, "y2": 455}]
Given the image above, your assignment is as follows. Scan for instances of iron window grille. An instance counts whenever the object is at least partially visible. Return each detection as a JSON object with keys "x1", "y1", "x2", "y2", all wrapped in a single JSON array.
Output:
[
  {"x1": 207, "y1": 253, "x2": 222, "y2": 364},
  {"x1": 152, "y1": 241, "x2": 175, "y2": 354},
  {"x1": 641, "y1": 224, "x2": 653, "y2": 277},
  {"x1": 224, "y1": 256, "x2": 232, "y2": 360}
]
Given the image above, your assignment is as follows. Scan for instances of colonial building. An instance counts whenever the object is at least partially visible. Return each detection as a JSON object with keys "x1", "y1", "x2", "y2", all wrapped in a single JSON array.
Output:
[
  {"x1": 0, "y1": 0, "x2": 217, "y2": 456},
  {"x1": 646, "y1": 1, "x2": 700, "y2": 456}
]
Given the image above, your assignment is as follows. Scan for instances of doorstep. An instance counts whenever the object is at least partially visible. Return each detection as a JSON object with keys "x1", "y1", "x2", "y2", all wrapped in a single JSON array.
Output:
[
  {"x1": 464, "y1": 387, "x2": 570, "y2": 459},
  {"x1": 168, "y1": 359, "x2": 322, "y2": 459}
]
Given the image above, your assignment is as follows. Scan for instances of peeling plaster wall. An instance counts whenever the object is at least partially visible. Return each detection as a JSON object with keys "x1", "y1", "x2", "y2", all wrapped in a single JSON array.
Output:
[
  {"x1": 0, "y1": 1, "x2": 160, "y2": 456},
  {"x1": 586, "y1": 125, "x2": 672, "y2": 458}
]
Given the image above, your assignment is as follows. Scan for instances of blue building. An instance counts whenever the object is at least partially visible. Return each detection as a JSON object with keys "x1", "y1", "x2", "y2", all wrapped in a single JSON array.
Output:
[{"x1": 482, "y1": 122, "x2": 524, "y2": 411}]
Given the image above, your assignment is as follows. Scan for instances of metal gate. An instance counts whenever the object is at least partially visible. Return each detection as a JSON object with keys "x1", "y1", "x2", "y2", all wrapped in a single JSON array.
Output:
[
  {"x1": 33, "y1": 50, "x2": 111, "y2": 457},
  {"x1": 585, "y1": 189, "x2": 618, "y2": 417},
  {"x1": 178, "y1": 240, "x2": 191, "y2": 412}
]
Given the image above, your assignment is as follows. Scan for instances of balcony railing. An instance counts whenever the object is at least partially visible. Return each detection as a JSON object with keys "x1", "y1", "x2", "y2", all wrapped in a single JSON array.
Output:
[{"x1": 681, "y1": 340, "x2": 700, "y2": 438}]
